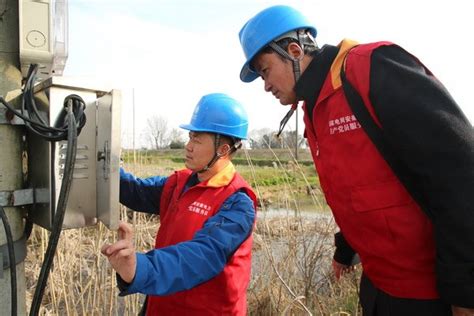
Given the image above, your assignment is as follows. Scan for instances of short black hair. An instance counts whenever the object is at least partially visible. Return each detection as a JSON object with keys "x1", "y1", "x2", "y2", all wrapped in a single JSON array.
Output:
[
  {"x1": 218, "y1": 134, "x2": 242, "y2": 156},
  {"x1": 258, "y1": 33, "x2": 319, "y2": 63}
]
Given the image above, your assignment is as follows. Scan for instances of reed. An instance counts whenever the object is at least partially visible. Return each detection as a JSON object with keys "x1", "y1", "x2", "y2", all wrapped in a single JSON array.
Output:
[{"x1": 25, "y1": 145, "x2": 360, "y2": 315}]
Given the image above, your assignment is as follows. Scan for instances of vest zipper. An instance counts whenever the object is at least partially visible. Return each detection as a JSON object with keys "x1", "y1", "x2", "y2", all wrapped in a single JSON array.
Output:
[{"x1": 313, "y1": 129, "x2": 320, "y2": 157}]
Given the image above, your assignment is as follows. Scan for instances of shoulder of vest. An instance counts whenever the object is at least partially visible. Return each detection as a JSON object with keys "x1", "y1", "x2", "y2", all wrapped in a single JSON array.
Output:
[
  {"x1": 163, "y1": 168, "x2": 192, "y2": 193},
  {"x1": 350, "y1": 40, "x2": 395, "y2": 55},
  {"x1": 330, "y1": 40, "x2": 395, "y2": 89},
  {"x1": 229, "y1": 173, "x2": 258, "y2": 207}
]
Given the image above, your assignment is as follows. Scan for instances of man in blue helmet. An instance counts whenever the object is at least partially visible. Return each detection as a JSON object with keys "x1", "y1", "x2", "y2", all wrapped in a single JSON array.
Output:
[
  {"x1": 239, "y1": 5, "x2": 474, "y2": 316},
  {"x1": 101, "y1": 93, "x2": 257, "y2": 315}
]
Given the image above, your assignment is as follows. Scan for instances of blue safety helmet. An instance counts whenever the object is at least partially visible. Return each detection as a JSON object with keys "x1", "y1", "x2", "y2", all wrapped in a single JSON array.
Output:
[
  {"x1": 180, "y1": 93, "x2": 249, "y2": 140},
  {"x1": 239, "y1": 5, "x2": 317, "y2": 83}
]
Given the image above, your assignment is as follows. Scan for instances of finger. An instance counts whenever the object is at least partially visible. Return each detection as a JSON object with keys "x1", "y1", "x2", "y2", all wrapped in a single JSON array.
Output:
[
  {"x1": 341, "y1": 266, "x2": 356, "y2": 276},
  {"x1": 108, "y1": 248, "x2": 135, "y2": 265},
  {"x1": 114, "y1": 248, "x2": 136, "y2": 259},
  {"x1": 118, "y1": 221, "x2": 133, "y2": 241},
  {"x1": 101, "y1": 244, "x2": 111, "y2": 256},
  {"x1": 104, "y1": 239, "x2": 133, "y2": 256},
  {"x1": 332, "y1": 260, "x2": 342, "y2": 280}
]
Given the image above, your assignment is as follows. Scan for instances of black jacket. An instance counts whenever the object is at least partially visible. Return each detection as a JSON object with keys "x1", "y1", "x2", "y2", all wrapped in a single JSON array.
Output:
[{"x1": 296, "y1": 43, "x2": 474, "y2": 307}]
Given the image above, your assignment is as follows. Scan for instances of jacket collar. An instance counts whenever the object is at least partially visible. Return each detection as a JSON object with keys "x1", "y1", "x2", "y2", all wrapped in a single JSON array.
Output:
[
  {"x1": 295, "y1": 39, "x2": 359, "y2": 108},
  {"x1": 202, "y1": 162, "x2": 236, "y2": 188},
  {"x1": 295, "y1": 44, "x2": 340, "y2": 106}
]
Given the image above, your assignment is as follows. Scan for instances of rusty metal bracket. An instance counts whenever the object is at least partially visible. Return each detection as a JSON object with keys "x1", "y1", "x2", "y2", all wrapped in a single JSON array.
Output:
[
  {"x1": 0, "y1": 188, "x2": 49, "y2": 207},
  {"x1": 0, "y1": 108, "x2": 25, "y2": 125},
  {"x1": 0, "y1": 188, "x2": 47, "y2": 277}
]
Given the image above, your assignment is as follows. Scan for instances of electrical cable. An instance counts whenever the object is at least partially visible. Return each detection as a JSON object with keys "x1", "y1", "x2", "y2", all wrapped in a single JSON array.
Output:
[
  {"x1": 29, "y1": 103, "x2": 77, "y2": 316},
  {"x1": 0, "y1": 205, "x2": 17, "y2": 316},
  {"x1": 0, "y1": 64, "x2": 86, "y2": 141},
  {"x1": 0, "y1": 64, "x2": 85, "y2": 315}
]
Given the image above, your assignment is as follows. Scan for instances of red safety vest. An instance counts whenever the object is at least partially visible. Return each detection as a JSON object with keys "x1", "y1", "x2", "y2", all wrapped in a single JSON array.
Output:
[
  {"x1": 146, "y1": 166, "x2": 257, "y2": 315},
  {"x1": 302, "y1": 39, "x2": 438, "y2": 299}
]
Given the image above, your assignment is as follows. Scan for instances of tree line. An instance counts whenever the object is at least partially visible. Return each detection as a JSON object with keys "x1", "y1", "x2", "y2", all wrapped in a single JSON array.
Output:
[{"x1": 143, "y1": 115, "x2": 307, "y2": 150}]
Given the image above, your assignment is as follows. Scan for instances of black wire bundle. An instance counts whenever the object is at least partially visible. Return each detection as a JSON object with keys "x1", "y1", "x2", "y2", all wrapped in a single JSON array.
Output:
[
  {"x1": 0, "y1": 64, "x2": 85, "y2": 315},
  {"x1": 0, "y1": 64, "x2": 86, "y2": 141},
  {"x1": 29, "y1": 104, "x2": 77, "y2": 316}
]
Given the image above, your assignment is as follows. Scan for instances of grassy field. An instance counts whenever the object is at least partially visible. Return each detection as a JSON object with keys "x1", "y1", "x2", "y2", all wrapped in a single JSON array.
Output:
[
  {"x1": 24, "y1": 147, "x2": 361, "y2": 315},
  {"x1": 121, "y1": 148, "x2": 328, "y2": 212}
]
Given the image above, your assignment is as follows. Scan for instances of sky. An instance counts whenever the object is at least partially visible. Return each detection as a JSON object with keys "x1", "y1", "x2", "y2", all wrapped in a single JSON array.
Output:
[{"x1": 64, "y1": 0, "x2": 474, "y2": 148}]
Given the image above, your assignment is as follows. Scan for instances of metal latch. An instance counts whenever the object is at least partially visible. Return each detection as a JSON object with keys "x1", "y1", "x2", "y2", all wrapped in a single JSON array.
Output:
[{"x1": 97, "y1": 140, "x2": 110, "y2": 179}]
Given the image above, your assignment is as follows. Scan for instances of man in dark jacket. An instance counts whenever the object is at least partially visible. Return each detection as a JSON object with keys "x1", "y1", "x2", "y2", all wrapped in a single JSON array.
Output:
[{"x1": 238, "y1": 5, "x2": 474, "y2": 316}]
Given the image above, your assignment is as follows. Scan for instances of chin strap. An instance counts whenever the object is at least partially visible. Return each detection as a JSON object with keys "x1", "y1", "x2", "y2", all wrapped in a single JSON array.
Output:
[
  {"x1": 197, "y1": 135, "x2": 242, "y2": 174},
  {"x1": 269, "y1": 31, "x2": 306, "y2": 138},
  {"x1": 276, "y1": 103, "x2": 298, "y2": 138},
  {"x1": 197, "y1": 134, "x2": 221, "y2": 174},
  {"x1": 269, "y1": 42, "x2": 302, "y2": 84}
]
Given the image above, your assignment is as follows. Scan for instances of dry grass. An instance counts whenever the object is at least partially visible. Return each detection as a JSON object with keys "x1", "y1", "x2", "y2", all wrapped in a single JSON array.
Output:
[{"x1": 24, "y1": 147, "x2": 361, "y2": 315}]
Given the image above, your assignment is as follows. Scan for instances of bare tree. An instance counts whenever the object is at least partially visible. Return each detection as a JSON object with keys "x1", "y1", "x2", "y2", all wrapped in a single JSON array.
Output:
[
  {"x1": 280, "y1": 130, "x2": 305, "y2": 149},
  {"x1": 249, "y1": 128, "x2": 271, "y2": 149},
  {"x1": 248, "y1": 128, "x2": 306, "y2": 149},
  {"x1": 145, "y1": 115, "x2": 169, "y2": 149},
  {"x1": 168, "y1": 128, "x2": 185, "y2": 149},
  {"x1": 248, "y1": 128, "x2": 282, "y2": 149}
]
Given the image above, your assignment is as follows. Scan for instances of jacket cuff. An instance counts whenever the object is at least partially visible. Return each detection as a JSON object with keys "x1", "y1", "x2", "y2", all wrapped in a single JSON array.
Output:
[
  {"x1": 118, "y1": 253, "x2": 147, "y2": 296},
  {"x1": 333, "y1": 231, "x2": 357, "y2": 265},
  {"x1": 116, "y1": 274, "x2": 131, "y2": 296},
  {"x1": 436, "y1": 260, "x2": 474, "y2": 308}
]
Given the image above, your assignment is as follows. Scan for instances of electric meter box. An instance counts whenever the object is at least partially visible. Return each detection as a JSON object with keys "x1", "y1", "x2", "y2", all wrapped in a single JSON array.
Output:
[
  {"x1": 27, "y1": 77, "x2": 121, "y2": 230},
  {"x1": 19, "y1": 0, "x2": 68, "y2": 80}
]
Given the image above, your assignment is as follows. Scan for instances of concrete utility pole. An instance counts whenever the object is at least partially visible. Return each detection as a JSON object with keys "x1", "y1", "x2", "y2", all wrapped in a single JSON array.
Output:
[{"x1": 0, "y1": 0, "x2": 27, "y2": 314}]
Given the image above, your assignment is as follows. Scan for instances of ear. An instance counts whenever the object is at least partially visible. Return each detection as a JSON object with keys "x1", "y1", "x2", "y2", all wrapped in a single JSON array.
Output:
[
  {"x1": 217, "y1": 143, "x2": 232, "y2": 157},
  {"x1": 287, "y1": 42, "x2": 304, "y2": 60}
]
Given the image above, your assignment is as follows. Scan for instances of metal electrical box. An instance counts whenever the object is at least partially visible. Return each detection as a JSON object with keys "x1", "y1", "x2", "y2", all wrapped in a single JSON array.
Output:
[{"x1": 27, "y1": 77, "x2": 121, "y2": 230}]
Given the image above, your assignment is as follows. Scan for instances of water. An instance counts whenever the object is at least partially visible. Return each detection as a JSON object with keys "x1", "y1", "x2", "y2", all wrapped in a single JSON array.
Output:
[
  {"x1": 252, "y1": 205, "x2": 336, "y2": 286},
  {"x1": 259, "y1": 193, "x2": 331, "y2": 215},
  {"x1": 259, "y1": 208, "x2": 331, "y2": 220}
]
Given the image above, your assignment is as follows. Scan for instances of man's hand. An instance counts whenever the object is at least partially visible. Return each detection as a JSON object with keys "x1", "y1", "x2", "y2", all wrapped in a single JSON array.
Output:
[
  {"x1": 101, "y1": 221, "x2": 137, "y2": 283},
  {"x1": 452, "y1": 306, "x2": 474, "y2": 316},
  {"x1": 332, "y1": 259, "x2": 355, "y2": 280}
]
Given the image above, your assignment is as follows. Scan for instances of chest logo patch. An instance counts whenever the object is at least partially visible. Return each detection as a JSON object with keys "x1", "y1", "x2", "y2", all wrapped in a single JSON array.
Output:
[
  {"x1": 329, "y1": 115, "x2": 361, "y2": 135},
  {"x1": 188, "y1": 201, "x2": 211, "y2": 216}
]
